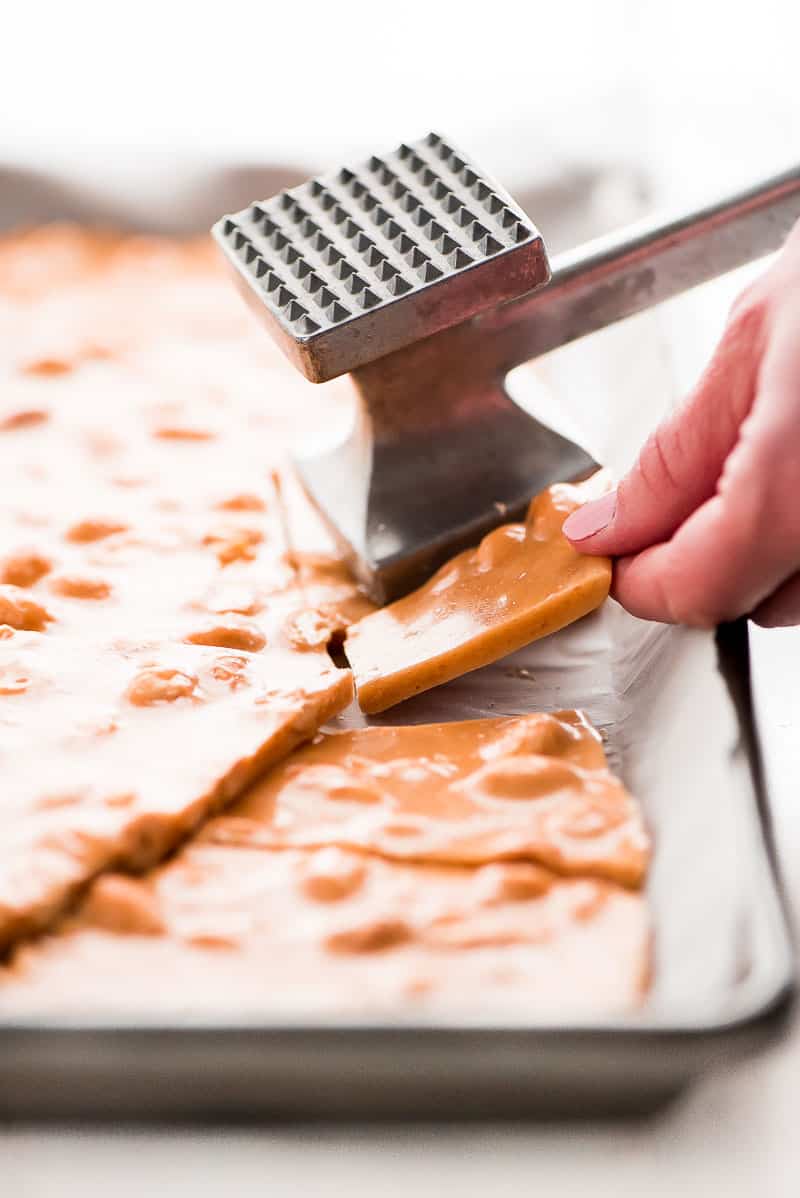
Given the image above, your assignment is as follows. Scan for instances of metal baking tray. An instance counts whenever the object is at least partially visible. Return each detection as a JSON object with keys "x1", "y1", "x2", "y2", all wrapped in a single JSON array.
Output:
[{"x1": 0, "y1": 159, "x2": 794, "y2": 1120}]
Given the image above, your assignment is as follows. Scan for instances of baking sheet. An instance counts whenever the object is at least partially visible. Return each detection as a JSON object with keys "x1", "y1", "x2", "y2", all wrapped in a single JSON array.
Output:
[{"x1": 0, "y1": 158, "x2": 789, "y2": 1034}]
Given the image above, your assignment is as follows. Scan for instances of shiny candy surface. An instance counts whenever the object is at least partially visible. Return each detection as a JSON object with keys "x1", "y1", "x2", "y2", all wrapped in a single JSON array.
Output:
[{"x1": 346, "y1": 477, "x2": 612, "y2": 713}]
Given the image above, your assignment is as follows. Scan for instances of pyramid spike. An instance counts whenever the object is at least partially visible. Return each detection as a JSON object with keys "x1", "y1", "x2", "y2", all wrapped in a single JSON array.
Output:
[
  {"x1": 417, "y1": 261, "x2": 443, "y2": 282},
  {"x1": 326, "y1": 301, "x2": 350, "y2": 323},
  {"x1": 272, "y1": 285, "x2": 294, "y2": 307},
  {"x1": 448, "y1": 248, "x2": 472, "y2": 270},
  {"x1": 296, "y1": 315, "x2": 321, "y2": 336},
  {"x1": 283, "y1": 300, "x2": 307, "y2": 322},
  {"x1": 358, "y1": 288, "x2": 381, "y2": 309},
  {"x1": 386, "y1": 274, "x2": 412, "y2": 296},
  {"x1": 478, "y1": 234, "x2": 503, "y2": 256}
]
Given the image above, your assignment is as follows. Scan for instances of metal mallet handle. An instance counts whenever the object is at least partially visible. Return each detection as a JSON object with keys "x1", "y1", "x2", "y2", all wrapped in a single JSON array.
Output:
[{"x1": 481, "y1": 163, "x2": 800, "y2": 373}]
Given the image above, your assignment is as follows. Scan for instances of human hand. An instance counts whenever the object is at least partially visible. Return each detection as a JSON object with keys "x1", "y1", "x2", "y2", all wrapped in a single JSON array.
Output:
[{"x1": 562, "y1": 221, "x2": 800, "y2": 628}]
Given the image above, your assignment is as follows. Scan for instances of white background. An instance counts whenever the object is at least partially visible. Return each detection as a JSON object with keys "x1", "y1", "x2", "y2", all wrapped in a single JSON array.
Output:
[
  {"x1": 1, "y1": 0, "x2": 798, "y2": 195},
  {"x1": 2, "y1": 1, "x2": 800, "y2": 1193}
]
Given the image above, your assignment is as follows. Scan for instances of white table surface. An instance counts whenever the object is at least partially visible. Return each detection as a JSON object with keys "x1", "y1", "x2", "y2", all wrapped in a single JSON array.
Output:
[{"x1": 3, "y1": 2, "x2": 800, "y2": 1192}]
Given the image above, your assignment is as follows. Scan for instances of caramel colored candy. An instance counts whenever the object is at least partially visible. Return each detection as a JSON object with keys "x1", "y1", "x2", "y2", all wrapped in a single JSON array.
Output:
[
  {"x1": 0, "y1": 584, "x2": 53, "y2": 631},
  {"x1": 185, "y1": 617, "x2": 267, "y2": 653},
  {"x1": 0, "y1": 228, "x2": 356, "y2": 950},
  {"x1": 126, "y1": 666, "x2": 200, "y2": 707},
  {"x1": 0, "y1": 226, "x2": 649, "y2": 1023},
  {"x1": 231, "y1": 712, "x2": 649, "y2": 888},
  {"x1": 0, "y1": 627, "x2": 352, "y2": 949},
  {"x1": 346, "y1": 478, "x2": 612, "y2": 713},
  {"x1": 0, "y1": 844, "x2": 649, "y2": 1020},
  {"x1": 66, "y1": 518, "x2": 128, "y2": 543},
  {"x1": 49, "y1": 573, "x2": 112, "y2": 600},
  {"x1": 1, "y1": 548, "x2": 53, "y2": 587}
]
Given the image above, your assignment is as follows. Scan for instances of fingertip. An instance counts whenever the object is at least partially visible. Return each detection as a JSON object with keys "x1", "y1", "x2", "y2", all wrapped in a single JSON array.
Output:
[{"x1": 562, "y1": 490, "x2": 617, "y2": 547}]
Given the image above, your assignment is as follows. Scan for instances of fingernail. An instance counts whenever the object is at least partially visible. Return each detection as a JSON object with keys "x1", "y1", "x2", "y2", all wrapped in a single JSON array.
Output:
[{"x1": 563, "y1": 491, "x2": 617, "y2": 541}]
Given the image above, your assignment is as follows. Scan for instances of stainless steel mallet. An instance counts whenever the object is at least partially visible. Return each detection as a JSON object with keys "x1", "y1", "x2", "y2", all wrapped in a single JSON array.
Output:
[{"x1": 213, "y1": 134, "x2": 800, "y2": 603}]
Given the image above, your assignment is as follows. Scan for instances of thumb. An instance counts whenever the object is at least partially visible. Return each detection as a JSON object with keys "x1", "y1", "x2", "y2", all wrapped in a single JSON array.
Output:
[{"x1": 563, "y1": 297, "x2": 765, "y2": 556}]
